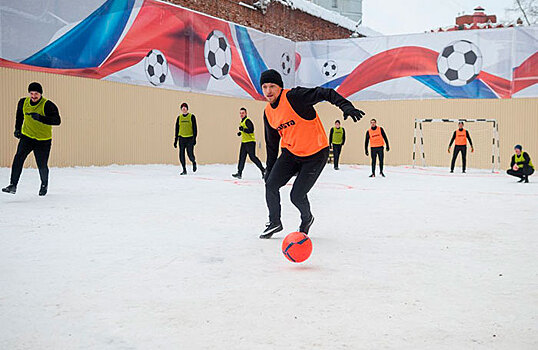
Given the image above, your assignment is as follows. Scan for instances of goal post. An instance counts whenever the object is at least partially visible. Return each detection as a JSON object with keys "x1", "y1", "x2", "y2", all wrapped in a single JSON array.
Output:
[{"x1": 413, "y1": 118, "x2": 500, "y2": 172}]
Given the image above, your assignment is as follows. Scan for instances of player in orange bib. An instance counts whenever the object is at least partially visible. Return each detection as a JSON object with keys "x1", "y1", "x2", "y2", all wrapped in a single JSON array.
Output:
[
  {"x1": 259, "y1": 69, "x2": 365, "y2": 239},
  {"x1": 448, "y1": 121, "x2": 474, "y2": 173},
  {"x1": 364, "y1": 119, "x2": 390, "y2": 177}
]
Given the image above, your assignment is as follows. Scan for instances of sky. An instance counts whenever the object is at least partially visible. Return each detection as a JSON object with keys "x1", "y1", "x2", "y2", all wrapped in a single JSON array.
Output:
[{"x1": 362, "y1": 0, "x2": 522, "y2": 35}]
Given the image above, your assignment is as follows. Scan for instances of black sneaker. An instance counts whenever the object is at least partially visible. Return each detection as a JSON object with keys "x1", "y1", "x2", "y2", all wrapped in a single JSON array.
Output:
[
  {"x1": 232, "y1": 173, "x2": 242, "y2": 179},
  {"x1": 180, "y1": 170, "x2": 187, "y2": 175},
  {"x1": 259, "y1": 221, "x2": 283, "y2": 239},
  {"x1": 299, "y1": 215, "x2": 314, "y2": 235},
  {"x1": 462, "y1": 170, "x2": 466, "y2": 173},
  {"x1": 39, "y1": 184, "x2": 47, "y2": 196},
  {"x1": 450, "y1": 170, "x2": 454, "y2": 173},
  {"x1": 524, "y1": 176, "x2": 529, "y2": 183},
  {"x1": 518, "y1": 177, "x2": 525, "y2": 183},
  {"x1": 2, "y1": 184, "x2": 17, "y2": 194},
  {"x1": 380, "y1": 172, "x2": 385, "y2": 177},
  {"x1": 334, "y1": 167, "x2": 339, "y2": 170},
  {"x1": 193, "y1": 162, "x2": 197, "y2": 172},
  {"x1": 369, "y1": 174, "x2": 375, "y2": 178}
]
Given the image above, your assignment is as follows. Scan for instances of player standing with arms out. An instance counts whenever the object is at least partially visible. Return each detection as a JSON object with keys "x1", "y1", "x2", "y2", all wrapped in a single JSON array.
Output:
[
  {"x1": 2, "y1": 82, "x2": 61, "y2": 196},
  {"x1": 507, "y1": 145, "x2": 534, "y2": 183},
  {"x1": 364, "y1": 119, "x2": 389, "y2": 177},
  {"x1": 448, "y1": 121, "x2": 474, "y2": 173},
  {"x1": 232, "y1": 107, "x2": 265, "y2": 179},
  {"x1": 329, "y1": 120, "x2": 345, "y2": 170},
  {"x1": 260, "y1": 69, "x2": 365, "y2": 239},
  {"x1": 174, "y1": 102, "x2": 197, "y2": 175}
]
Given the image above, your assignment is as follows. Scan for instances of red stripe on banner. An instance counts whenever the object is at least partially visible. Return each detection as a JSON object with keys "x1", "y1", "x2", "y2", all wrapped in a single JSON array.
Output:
[
  {"x1": 513, "y1": 52, "x2": 538, "y2": 94},
  {"x1": 336, "y1": 46, "x2": 439, "y2": 98},
  {"x1": 477, "y1": 71, "x2": 512, "y2": 98},
  {"x1": 190, "y1": 16, "x2": 263, "y2": 100},
  {"x1": 295, "y1": 52, "x2": 302, "y2": 71}
]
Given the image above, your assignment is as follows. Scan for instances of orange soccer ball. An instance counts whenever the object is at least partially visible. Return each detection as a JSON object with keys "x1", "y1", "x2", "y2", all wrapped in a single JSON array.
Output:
[{"x1": 282, "y1": 232, "x2": 313, "y2": 263}]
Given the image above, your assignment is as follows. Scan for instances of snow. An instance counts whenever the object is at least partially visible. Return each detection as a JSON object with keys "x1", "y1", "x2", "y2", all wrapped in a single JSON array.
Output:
[
  {"x1": 1, "y1": 164, "x2": 537, "y2": 349},
  {"x1": 271, "y1": 0, "x2": 382, "y2": 36}
]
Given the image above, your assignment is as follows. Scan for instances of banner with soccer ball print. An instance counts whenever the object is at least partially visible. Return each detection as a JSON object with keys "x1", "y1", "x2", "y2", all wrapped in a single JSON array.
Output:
[
  {"x1": 296, "y1": 27, "x2": 538, "y2": 100},
  {"x1": 0, "y1": 0, "x2": 536, "y2": 101}
]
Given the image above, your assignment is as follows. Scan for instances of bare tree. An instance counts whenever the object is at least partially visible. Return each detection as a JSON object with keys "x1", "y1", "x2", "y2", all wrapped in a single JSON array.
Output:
[{"x1": 507, "y1": 0, "x2": 538, "y2": 25}]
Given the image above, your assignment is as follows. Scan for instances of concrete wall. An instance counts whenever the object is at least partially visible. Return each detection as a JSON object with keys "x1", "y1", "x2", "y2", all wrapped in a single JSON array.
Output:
[{"x1": 1, "y1": 67, "x2": 537, "y2": 171}]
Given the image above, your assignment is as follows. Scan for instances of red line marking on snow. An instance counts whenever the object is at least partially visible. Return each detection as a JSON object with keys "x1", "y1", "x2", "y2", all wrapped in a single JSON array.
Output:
[{"x1": 189, "y1": 176, "x2": 355, "y2": 190}]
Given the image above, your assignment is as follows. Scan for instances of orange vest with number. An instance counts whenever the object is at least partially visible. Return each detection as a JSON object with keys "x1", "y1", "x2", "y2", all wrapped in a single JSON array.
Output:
[
  {"x1": 264, "y1": 89, "x2": 328, "y2": 157},
  {"x1": 368, "y1": 127, "x2": 384, "y2": 147},
  {"x1": 455, "y1": 128, "x2": 467, "y2": 146}
]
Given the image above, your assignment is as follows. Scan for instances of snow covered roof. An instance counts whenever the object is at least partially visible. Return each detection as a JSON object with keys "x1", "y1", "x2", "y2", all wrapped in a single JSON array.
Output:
[
  {"x1": 264, "y1": 0, "x2": 382, "y2": 37},
  {"x1": 431, "y1": 20, "x2": 524, "y2": 32}
]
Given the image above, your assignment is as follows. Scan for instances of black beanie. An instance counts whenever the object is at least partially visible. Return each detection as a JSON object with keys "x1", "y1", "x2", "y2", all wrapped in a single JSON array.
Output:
[
  {"x1": 515, "y1": 144, "x2": 522, "y2": 151},
  {"x1": 180, "y1": 102, "x2": 188, "y2": 110},
  {"x1": 260, "y1": 69, "x2": 283, "y2": 88},
  {"x1": 28, "y1": 82, "x2": 43, "y2": 94}
]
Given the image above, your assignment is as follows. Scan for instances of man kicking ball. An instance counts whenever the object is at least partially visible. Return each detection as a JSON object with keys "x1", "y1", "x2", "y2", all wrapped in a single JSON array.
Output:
[{"x1": 259, "y1": 69, "x2": 365, "y2": 238}]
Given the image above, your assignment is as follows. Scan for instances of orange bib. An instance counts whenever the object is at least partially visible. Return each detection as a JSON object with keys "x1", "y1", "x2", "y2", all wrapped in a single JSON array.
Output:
[
  {"x1": 264, "y1": 89, "x2": 329, "y2": 157},
  {"x1": 455, "y1": 128, "x2": 467, "y2": 146},
  {"x1": 368, "y1": 127, "x2": 384, "y2": 147}
]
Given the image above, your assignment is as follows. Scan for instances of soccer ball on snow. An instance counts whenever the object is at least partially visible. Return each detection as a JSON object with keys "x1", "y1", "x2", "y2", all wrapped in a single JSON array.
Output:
[
  {"x1": 437, "y1": 40, "x2": 483, "y2": 87},
  {"x1": 204, "y1": 30, "x2": 232, "y2": 80},
  {"x1": 282, "y1": 231, "x2": 312, "y2": 263},
  {"x1": 144, "y1": 49, "x2": 168, "y2": 86}
]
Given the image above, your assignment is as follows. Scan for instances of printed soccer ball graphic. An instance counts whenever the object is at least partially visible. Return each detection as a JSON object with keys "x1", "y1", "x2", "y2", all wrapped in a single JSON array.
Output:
[
  {"x1": 437, "y1": 40, "x2": 483, "y2": 86},
  {"x1": 204, "y1": 30, "x2": 232, "y2": 80},
  {"x1": 322, "y1": 60, "x2": 338, "y2": 78},
  {"x1": 144, "y1": 49, "x2": 168, "y2": 86},
  {"x1": 281, "y1": 52, "x2": 292, "y2": 75}
]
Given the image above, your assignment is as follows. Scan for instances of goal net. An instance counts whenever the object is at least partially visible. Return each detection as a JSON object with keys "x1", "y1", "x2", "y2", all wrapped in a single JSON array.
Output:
[{"x1": 413, "y1": 118, "x2": 500, "y2": 172}]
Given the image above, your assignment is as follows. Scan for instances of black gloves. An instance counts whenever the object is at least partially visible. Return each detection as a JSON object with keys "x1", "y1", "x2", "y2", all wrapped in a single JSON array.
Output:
[
  {"x1": 342, "y1": 107, "x2": 365, "y2": 122},
  {"x1": 386, "y1": 146, "x2": 390, "y2": 152},
  {"x1": 14, "y1": 130, "x2": 21, "y2": 139},
  {"x1": 174, "y1": 137, "x2": 178, "y2": 148},
  {"x1": 193, "y1": 138, "x2": 196, "y2": 146},
  {"x1": 237, "y1": 132, "x2": 242, "y2": 136},
  {"x1": 365, "y1": 150, "x2": 369, "y2": 156},
  {"x1": 239, "y1": 126, "x2": 244, "y2": 131},
  {"x1": 28, "y1": 112, "x2": 43, "y2": 122}
]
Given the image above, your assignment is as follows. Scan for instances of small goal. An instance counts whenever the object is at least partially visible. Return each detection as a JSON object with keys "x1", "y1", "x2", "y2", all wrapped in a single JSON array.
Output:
[{"x1": 412, "y1": 118, "x2": 500, "y2": 172}]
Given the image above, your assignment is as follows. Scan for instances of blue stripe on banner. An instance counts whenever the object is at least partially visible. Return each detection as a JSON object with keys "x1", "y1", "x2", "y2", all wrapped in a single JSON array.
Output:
[
  {"x1": 22, "y1": 0, "x2": 135, "y2": 69},
  {"x1": 413, "y1": 75, "x2": 499, "y2": 99},
  {"x1": 235, "y1": 26, "x2": 268, "y2": 95},
  {"x1": 321, "y1": 75, "x2": 348, "y2": 89}
]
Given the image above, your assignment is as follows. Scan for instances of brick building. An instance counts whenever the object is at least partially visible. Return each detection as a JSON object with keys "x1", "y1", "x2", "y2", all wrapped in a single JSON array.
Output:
[
  {"x1": 164, "y1": 0, "x2": 375, "y2": 41},
  {"x1": 432, "y1": 6, "x2": 523, "y2": 32}
]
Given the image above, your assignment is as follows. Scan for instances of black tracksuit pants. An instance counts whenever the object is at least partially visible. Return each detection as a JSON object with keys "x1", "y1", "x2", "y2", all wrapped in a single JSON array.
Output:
[
  {"x1": 451, "y1": 145, "x2": 467, "y2": 172},
  {"x1": 332, "y1": 144, "x2": 342, "y2": 168},
  {"x1": 265, "y1": 147, "x2": 329, "y2": 224},
  {"x1": 179, "y1": 136, "x2": 196, "y2": 170},
  {"x1": 507, "y1": 167, "x2": 534, "y2": 179},
  {"x1": 370, "y1": 146, "x2": 384, "y2": 174},
  {"x1": 10, "y1": 135, "x2": 52, "y2": 186},
  {"x1": 237, "y1": 141, "x2": 264, "y2": 175}
]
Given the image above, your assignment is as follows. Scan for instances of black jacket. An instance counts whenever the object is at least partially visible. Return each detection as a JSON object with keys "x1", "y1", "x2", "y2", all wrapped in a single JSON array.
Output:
[
  {"x1": 175, "y1": 113, "x2": 198, "y2": 139},
  {"x1": 364, "y1": 126, "x2": 389, "y2": 152},
  {"x1": 15, "y1": 97, "x2": 61, "y2": 131},
  {"x1": 264, "y1": 87, "x2": 356, "y2": 172}
]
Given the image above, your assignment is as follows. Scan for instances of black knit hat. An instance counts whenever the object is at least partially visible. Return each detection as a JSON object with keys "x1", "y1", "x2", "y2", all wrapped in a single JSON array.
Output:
[
  {"x1": 515, "y1": 144, "x2": 522, "y2": 151},
  {"x1": 28, "y1": 82, "x2": 43, "y2": 94},
  {"x1": 260, "y1": 69, "x2": 283, "y2": 88},
  {"x1": 180, "y1": 102, "x2": 188, "y2": 110}
]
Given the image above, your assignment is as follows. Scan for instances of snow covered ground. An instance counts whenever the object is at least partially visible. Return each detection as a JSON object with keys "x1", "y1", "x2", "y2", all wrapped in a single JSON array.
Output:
[{"x1": 1, "y1": 164, "x2": 537, "y2": 349}]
